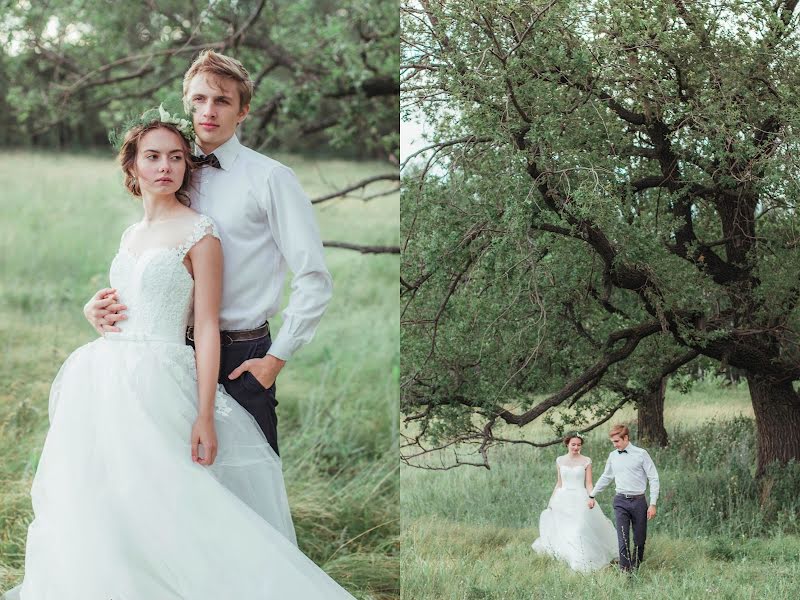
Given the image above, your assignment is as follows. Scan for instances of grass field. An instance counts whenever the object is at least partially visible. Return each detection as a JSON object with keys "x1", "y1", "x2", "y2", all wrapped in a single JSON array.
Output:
[
  {"x1": 0, "y1": 151, "x2": 399, "y2": 598},
  {"x1": 400, "y1": 382, "x2": 800, "y2": 600}
]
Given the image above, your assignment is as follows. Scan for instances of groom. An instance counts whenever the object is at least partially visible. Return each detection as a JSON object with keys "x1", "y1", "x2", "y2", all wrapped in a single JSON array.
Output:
[
  {"x1": 587, "y1": 424, "x2": 660, "y2": 572},
  {"x1": 84, "y1": 50, "x2": 332, "y2": 456}
]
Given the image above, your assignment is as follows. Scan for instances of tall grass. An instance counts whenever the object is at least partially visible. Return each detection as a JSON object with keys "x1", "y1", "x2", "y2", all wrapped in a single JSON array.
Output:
[
  {"x1": 0, "y1": 151, "x2": 399, "y2": 598},
  {"x1": 401, "y1": 383, "x2": 800, "y2": 599}
]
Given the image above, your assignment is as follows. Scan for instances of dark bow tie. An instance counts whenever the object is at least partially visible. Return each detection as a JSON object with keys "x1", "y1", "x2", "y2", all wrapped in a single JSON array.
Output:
[
  {"x1": 617, "y1": 450, "x2": 628, "y2": 454},
  {"x1": 191, "y1": 153, "x2": 221, "y2": 169}
]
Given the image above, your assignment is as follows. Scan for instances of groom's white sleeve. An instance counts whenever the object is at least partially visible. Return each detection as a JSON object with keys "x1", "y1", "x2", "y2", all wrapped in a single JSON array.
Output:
[
  {"x1": 590, "y1": 458, "x2": 614, "y2": 497},
  {"x1": 643, "y1": 450, "x2": 660, "y2": 505},
  {"x1": 261, "y1": 166, "x2": 333, "y2": 361}
]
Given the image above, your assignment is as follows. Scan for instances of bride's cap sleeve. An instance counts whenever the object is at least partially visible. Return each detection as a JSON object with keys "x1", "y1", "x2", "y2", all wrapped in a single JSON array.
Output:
[
  {"x1": 178, "y1": 215, "x2": 221, "y2": 258},
  {"x1": 119, "y1": 222, "x2": 137, "y2": 247}
]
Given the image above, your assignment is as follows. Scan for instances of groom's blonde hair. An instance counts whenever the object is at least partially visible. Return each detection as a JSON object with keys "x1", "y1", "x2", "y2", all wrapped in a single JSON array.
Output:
[
  {"x1": 609, "y1": 424, "x2": 629, "y2": 438},
  {"x1": 182, "y1": 50, "x2": 254, "y2": 111}
]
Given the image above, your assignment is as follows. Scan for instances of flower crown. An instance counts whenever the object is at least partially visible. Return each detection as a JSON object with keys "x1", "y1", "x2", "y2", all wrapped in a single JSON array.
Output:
[{"x1": 108, "y1": 104, "x2": 195, "y2": 151}]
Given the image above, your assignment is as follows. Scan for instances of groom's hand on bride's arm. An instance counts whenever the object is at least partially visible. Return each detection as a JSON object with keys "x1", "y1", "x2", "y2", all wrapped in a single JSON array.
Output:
[
  {"x1": 228, "y1": 354, "x2": 286, "y2": 390},
  {"x1": 84, "y1": 288, "x2": 127, "y2": 334},
  {"x1": 647, "y1": 505, "x2": 657, "y2": 520}
]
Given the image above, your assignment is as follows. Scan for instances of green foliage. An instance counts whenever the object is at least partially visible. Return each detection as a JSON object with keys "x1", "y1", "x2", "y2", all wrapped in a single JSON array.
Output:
[
  {"x1": 401, "y1": 0, "x2": 800, "y2": 464},
  {"x1": 0, "y1": 0, "x2": 398, "y2": 159}
]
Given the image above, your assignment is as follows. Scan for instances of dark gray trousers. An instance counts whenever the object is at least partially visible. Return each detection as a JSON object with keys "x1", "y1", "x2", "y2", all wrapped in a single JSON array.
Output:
[
  {"x1": 613, "y1": 494, "x2": 647, "y2": 570},
  {"x1": 188, "y1": 333, "x2": 280, "y2": 455}
]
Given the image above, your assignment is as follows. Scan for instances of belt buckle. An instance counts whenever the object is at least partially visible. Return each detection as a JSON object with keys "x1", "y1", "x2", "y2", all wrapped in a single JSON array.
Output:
[{"x1": 222, "y1": 332, "x2": 234, "y2": 346}]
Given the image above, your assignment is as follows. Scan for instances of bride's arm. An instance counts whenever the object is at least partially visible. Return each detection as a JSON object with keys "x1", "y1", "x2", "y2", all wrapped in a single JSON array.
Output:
[
  {"x1": 188, "y1": 235, "x2": 224, "y2": 466},
  {"x1": 585, "y1": 463, "x2": 593, "y2": 495},
  {"x1": 547, "y1": 463, "x2": 562, "y2": 507}
]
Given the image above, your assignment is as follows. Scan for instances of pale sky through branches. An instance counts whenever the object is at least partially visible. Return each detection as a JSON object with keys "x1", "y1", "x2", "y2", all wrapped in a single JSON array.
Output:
[{"x1": 400, "y1": 113, "x2": 427, "y2": 166}]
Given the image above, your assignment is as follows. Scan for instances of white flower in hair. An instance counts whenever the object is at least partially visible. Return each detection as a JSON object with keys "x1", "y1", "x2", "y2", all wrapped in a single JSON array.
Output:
[
  {"x1": 156, "y1": 104, "x2": 194, "y2": 141},
  {"x1": 109, "y1": 103, "x2": 196, "y2": 150}
]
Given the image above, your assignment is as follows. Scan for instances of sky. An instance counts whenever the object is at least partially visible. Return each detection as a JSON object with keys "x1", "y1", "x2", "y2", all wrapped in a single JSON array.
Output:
[{"x1": 400, "y1": 113, "x2": 428, "y2": 166}]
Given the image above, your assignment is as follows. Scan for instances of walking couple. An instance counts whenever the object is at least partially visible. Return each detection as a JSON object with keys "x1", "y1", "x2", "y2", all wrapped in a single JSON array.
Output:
[
  {"x1": 532, "y1": 424, "x2": 661, "y2": 573},
  {"x1": 5, "y1": 50, "x2": 355, "y2": 598}
]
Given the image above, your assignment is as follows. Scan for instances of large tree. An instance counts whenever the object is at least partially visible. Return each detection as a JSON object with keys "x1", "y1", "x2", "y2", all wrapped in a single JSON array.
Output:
[{"x1": 401, "y1": 0, "x2": 800, "y2": 477}]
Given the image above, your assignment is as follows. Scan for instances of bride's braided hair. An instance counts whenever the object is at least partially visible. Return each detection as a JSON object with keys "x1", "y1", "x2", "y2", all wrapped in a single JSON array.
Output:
[
  {"x1": 117, "y1": 121, "x2": 195, "y2": 206},
  {"x1": 563, "y1": 432, "x2": 584, "y2": 446}
]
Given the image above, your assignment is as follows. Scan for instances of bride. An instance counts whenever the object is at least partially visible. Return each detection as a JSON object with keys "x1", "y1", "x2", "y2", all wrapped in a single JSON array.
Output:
[
  {"x1": 531, "y1": 433, "x2": 617, "y2": 572},
  {"x1": 4, "y1": 111, "x2": 354, "y2": 599}
]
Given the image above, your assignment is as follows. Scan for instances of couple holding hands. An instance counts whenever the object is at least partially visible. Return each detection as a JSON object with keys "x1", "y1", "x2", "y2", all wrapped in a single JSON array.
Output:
[{"x1": 532, "y1": 424, "x2": 661, "y2": 574}]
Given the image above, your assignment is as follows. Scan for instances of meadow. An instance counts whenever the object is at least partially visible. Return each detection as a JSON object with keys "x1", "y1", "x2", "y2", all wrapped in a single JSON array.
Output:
[
  {"x1": 401, "y1": 382, "x2": 800, "y2": 600},
  {"x1": 0, "y1": 151, "x2": 399, "y2": 599}
]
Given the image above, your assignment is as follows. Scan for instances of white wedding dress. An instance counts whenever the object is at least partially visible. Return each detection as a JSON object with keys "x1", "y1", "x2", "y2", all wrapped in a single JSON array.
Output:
[
  {"x1": 531, "y1": 456, "x2": 617, "y2": 572},
  {"x1": 4, "y1": 214, "x2": 354, "y2": 599}
]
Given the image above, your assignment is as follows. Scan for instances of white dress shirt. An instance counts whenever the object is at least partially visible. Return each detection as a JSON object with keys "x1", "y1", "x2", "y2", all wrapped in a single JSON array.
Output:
[
  {"x1": 590, "y1": 443, "x2": 660, "y2": 505},
  {"x1": 189, "y1": 134, "x2": 333, "y2": 360}
]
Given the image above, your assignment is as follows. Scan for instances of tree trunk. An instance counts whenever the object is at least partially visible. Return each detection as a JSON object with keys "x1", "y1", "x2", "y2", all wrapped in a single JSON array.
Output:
[
  {"x1": 637, "y1": 376, "x2": 668, "y2": 447},
  {"x1": 747, "y1": 376, "x2": 800, "y2": 478}
]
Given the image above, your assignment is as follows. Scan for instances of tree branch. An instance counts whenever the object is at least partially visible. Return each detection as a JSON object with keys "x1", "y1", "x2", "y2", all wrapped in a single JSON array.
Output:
[
  {"x1": 492, "y1": 319, "x2": 663, "y2": 427},
  {"x1": 401, "y1": 135, "x2": 492, "y2": 170},
  {"x1": 323, "y1": 241, "x2": 400, "y2": 254},
  {"x1": 312, "y1": 174, "x2": 399, "y2": 204}
]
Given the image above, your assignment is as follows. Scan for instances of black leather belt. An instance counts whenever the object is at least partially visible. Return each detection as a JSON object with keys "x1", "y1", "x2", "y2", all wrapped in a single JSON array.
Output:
[
  {"x1": 186, "y1": 321, "x2": 270, "y2": 346},
  {"x1": 616, "y1": 493, "x2": 646, "y2": 500}
]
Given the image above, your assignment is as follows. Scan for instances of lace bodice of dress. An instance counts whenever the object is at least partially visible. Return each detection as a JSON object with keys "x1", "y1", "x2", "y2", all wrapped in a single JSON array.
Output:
[
  {"x1": 107, "y1": 214, "x2": 219, "y2": 343},
  {"x1": 557, "y1": 455, "x2": 591, "y2": 491}
]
